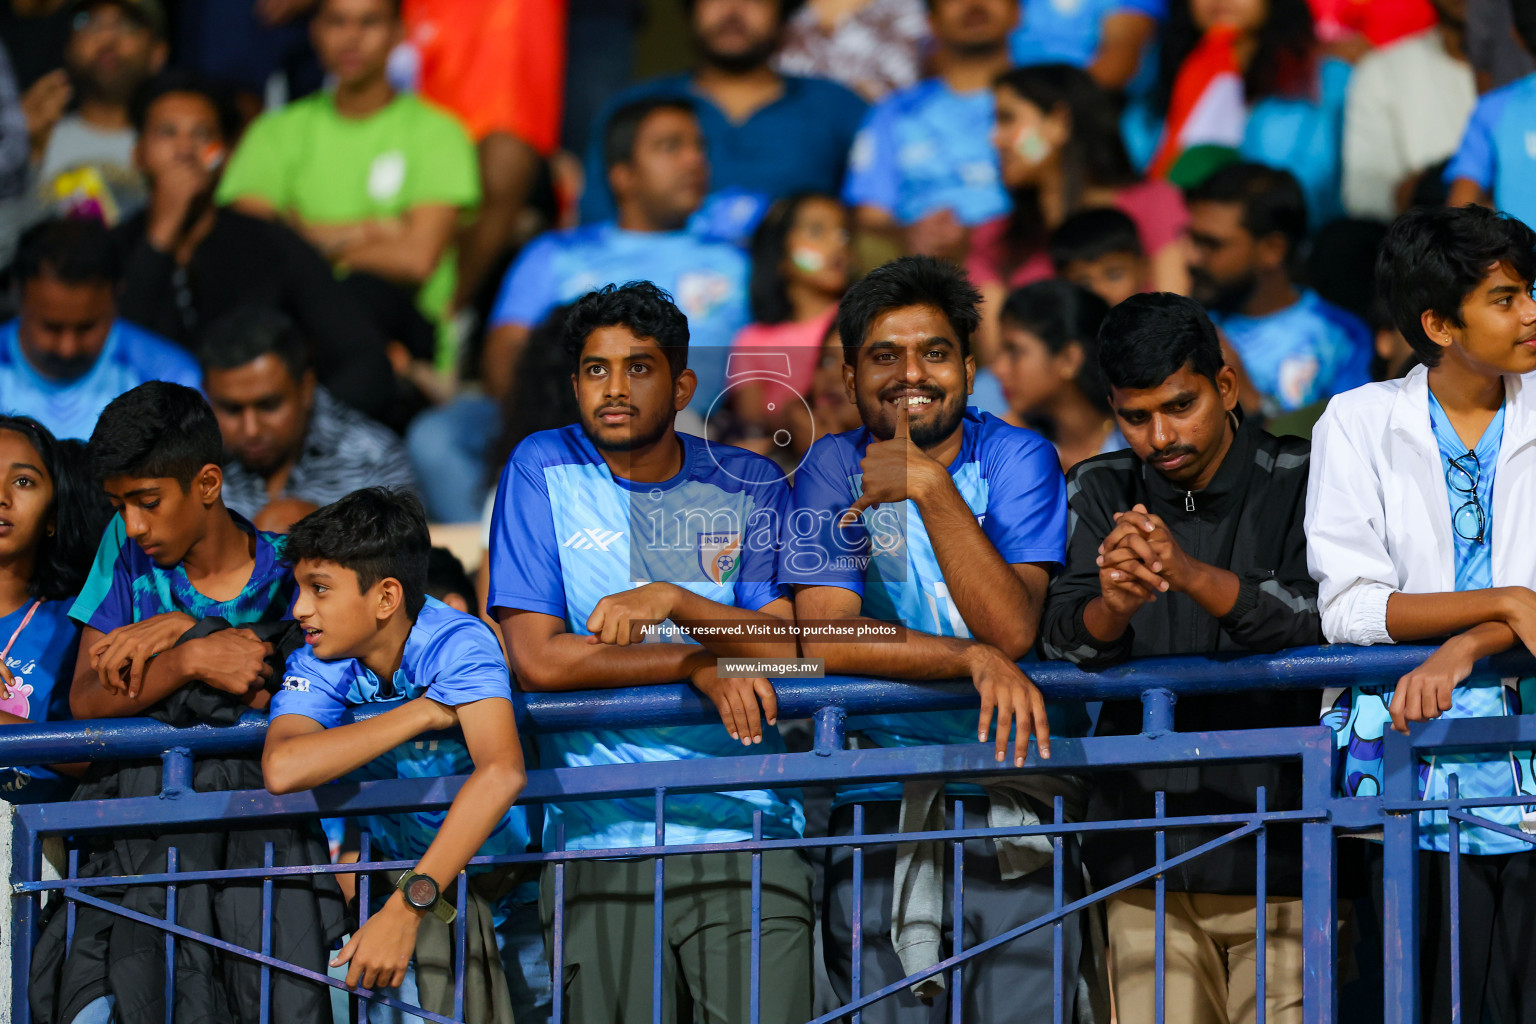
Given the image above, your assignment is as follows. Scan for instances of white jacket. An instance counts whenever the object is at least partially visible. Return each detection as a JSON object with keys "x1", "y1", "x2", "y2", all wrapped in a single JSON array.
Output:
[{"x1": 1306, "y1": 365, "x2": 1536, "y2": 645}]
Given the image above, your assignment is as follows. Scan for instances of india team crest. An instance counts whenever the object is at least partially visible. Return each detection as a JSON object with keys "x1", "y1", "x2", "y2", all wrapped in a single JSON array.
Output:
[{"x1": 698, "y1": 531, "x2": 742, "y2": 585}]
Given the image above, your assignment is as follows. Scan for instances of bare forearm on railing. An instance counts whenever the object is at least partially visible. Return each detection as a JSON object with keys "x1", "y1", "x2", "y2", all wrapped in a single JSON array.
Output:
[
  {"x1": 1386, "y1": 589, "x2": 1527, "y2": 643},
  {"x1": 263, "y1": 700, "x2": 450, "y2": 794}
]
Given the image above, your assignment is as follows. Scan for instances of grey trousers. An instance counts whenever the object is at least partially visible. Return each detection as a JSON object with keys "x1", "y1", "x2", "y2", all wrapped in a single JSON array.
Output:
[
  {"x1": 823, "y1": 798, "x2": 1084, "y2": 1023},
  {"x1": 540, "y1": 849, "x2": 815, "y2": 1023}
]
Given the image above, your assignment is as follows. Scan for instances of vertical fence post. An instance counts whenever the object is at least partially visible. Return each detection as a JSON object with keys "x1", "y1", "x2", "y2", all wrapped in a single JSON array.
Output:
[
  {"x1": 259, "y1": 841, "x2": 273, "y2": 1024},
  {"x1": 750, "y1": 810, "x2": 763, "y2": 1024},
  {"x1": 852, "y1": 803, "x2": 864, "y2": 1024},
  {"x1": 454, "y1": 870, "x2": 469, "y2": 1022},
  {"x1": 1052, "y1": 794, "x2": 1065, "y2": 1024},
  {"x1": 1255, "y1": 786, "x2": 1267, "y2": 1024},
  {"x1": 1301, "y1": 733, "x2": 1337, "y2": 1024},
  {"x1": 1154, "y1": 790, "x2": 1166, "y2": 1024},
  {"x1": 11, "y1": 812, "x2": 40, "y2": 1024},
  {"x1": 950, "y1": 799, "x2": 965, "y2": 1024},
  {"x1": 1447, "y1": 774, "x2": 1461, "y2": 1024},
  {"x1": 653, "y1": 787, "x2": 665, "y2": 1024},
  {"x1": 1382, "y1": 728, "x2": 1420, "y2": 1024},
  {"x1": 355, "y1": 830, "x2": 371, "y2": 1023},
  {"x1": 164, "y1": 846, "x2": 178, "y2": 1024},
  {"x1": 552, "y1": 823, "x2": 566, "y2": 1024}
]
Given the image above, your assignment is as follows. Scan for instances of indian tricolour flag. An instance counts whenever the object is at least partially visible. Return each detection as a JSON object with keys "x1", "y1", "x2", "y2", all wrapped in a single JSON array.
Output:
[{"x1": 1148, "y1": 25, "x2": 1249, "y2": 180}]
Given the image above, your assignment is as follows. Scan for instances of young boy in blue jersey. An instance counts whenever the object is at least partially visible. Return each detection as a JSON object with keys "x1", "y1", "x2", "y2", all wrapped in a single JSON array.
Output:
[
  {"x1": 39, "y1": 381, "x2": 343, "y2": 1024},
  {"x1": 263, "y1": 489, "x2": 528, "y2": 1005},
  {"x1": 783, "y1": 255, "x2": 1075, "y2": 1022},
  {"x1": 488, "y1": 281, "x2": 813, "y2": 1023},
  {"x1": 69, "y1": 381, "x2": 291, "y2": 719}
]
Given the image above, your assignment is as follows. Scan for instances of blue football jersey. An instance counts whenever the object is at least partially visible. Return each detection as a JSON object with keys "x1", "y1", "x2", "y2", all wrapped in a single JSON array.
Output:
[
  {"x1": 842, "y1": 79, "x2": 1010, "y2": 227},
  {"x1": 784, "y1": 409, "x2": 1076, "y2": 758},
  {"x1": 274, "y1": 598, "x2": 530, "y2": 866},
  {"x1": 487, "y1": 425, "x2": 805, "y2": 851},
  {"x1": 487, "y1": 222, "x2": 750, "y2": 414},
  {"x1": 1212, "y1": 289, "x2": 1372, "y2": 413}
]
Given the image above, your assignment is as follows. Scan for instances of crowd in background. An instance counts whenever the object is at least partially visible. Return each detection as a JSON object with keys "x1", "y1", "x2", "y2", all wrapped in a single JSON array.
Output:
[
  {"x1": 0, "y1": 0, "x2": 1514, "y2": 531},
  {"x1": 5, "y1": 0, "x2": 1536, "y2": 1022}
]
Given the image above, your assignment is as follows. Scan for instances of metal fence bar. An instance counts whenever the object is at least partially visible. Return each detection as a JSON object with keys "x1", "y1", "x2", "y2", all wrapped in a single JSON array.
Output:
[
  {"x1": 750, "y1": 809, "x2": 762, "y2": 1024},
  {"x1": 851, "y1": 803, "x2": 863, "y2": 1024},
  {"x1": 1052, "y1": 795, "x2": 1065, "y2": 1024},
  {"x1": 259, "y1": 841, "x2": 273, "y2": 1024},
  {"x1": 1300, "y1": 726, "x2": 1336, "y2": 1024},
  {"x1": 551, "y1": 824, "x2": 565, "y2": 1024},
  {"x1": 950, "y1": 797, "x2": 964, "y2": 1024},
  {"x1": 1155, "y1": 791, "x2": 1166, "y2": 1024},
  {"x1": 12, "y1": 811, "x2": 39, "y2": 1024},
  {"x1": 1382, "y1": 729, "x2": 1420, "y2": 1024},
  {"x1": 652, "y1": 787, "x2": 665, "y2": 1024},
  {"x1": 65, "y1": 846, "x2": 77, "y2": 956},
  {"x1": 1448, "y1": 774, "x2": 1461, "y2": 1024},
  {"x1": 59, "y1": 886, "x2": 461, "y2": 1023},
  {"x1": 453, "y1": 870, "x2": 468, "y2": 1022},
  {"x1": 356, "y1": 830, "x2": 371, "y2": 1024},
  {"x1": 164, "y1": 846, "x2": 177, "y2": 1024},
  {"x1": 1255, "y1": 786, "x2": 1267, "y2": 1024}
]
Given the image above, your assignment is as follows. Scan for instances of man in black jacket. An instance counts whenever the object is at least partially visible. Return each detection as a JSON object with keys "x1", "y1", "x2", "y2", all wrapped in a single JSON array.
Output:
[
  {"x1": 109, "y1": 72, "x2": 401, "y2": 425},
  {"x1": 1040, "y1": 292, "x2": 1322, "y2": 1024}
]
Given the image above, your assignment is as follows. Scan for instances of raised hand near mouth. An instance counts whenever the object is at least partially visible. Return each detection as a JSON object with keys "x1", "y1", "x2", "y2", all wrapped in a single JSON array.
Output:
[{"x1": 840, "y1": 397, "x2": 945, "y2": 527}]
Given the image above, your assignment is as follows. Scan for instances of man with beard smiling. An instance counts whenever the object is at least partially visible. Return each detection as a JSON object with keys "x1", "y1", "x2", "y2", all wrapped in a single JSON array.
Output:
[
  {"x1": 580, "y1": 0, "x2": 866, "y2": 239},
  {"x1": 1186, "y1": 161, "x2": 1372, "y2": 415},
  {"x1": 488, "y1": 282, "x2": 814, "y2": 1023},
  {"x1": 0, "y1": 216, "x2": 197, "y2": 441},
  {"x1": 786, "y1": 256, "x2": 1077, "y2": 1021},
  {"x1": 1039, "y1": 292, "x2": 1322, "y2": 1024}
]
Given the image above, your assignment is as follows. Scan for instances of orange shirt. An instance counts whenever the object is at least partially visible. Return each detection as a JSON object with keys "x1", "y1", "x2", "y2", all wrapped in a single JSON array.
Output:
[{"x1": 403, "y1": 0, "x2": 566, "y2": 153}]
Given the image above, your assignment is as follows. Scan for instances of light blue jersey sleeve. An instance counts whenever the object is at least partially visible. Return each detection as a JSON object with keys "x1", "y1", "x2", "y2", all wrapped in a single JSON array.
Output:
[
  {"x1": 273, "y1": 645, "x2": 352, "y2": 728},
  {"x1": 782, "y1": 434, "x2": 867, "y2": 595},
  {"x1": 842, "y1": 102, "x2": 900, "y2": 215},
  {"x1": 978, "y1": 425, "x2": 1068, "y2": 570},
  {"x1": 734, "y1": 462, "x2": 792, "y2": 612},
  {"x1": 488, "y1": 232, "x2": 563, "y2": 329},
  {"x1": 68, "y1": 517, "x2": 135, "y2": 634},
  {"x1": 1445, "y1": 89, "x2": 1505, "y2": 190},
  {"x1": 486, "y1": 438, "x2": 567, "y2": 619},
  {"x1": 417, "y1": 616, "x2": 514, "y2": 708}
]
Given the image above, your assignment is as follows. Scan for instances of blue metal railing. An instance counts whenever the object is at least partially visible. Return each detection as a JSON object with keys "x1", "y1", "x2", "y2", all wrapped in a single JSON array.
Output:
[{"x1": 5, "y1": 644, "x2": 1536, "y2": 1024}]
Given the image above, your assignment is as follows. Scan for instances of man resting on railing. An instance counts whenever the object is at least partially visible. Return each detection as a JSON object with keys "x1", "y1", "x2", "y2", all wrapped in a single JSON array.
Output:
[
  {"x1": 488, "y1": 282, "x2": 814, "y2": 1024},
  {"x1": 1307, "y1": 203, "x2": 1536, "y2": 1022},
  {"x1": 1040, "y1": 293, "x2": 1323, "y2": 1024},
  {"x1": 786, "y1": 256, "x2": 1079, "y2": 1022},
  {"x1": 263, "y1": 489, "x2": 529, "y2": 1020}
]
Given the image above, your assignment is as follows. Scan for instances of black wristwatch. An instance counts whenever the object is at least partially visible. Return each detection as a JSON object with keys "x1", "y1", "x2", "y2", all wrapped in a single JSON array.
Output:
[{"x1": 396, "y1": 871, "x2": 456, "y2": 924}]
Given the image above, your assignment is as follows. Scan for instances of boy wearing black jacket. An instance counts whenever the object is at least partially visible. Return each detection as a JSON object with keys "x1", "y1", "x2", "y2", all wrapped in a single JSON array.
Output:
[{"x1": 1040, "y1": 293, "x2": 1322, "y2": 1024}]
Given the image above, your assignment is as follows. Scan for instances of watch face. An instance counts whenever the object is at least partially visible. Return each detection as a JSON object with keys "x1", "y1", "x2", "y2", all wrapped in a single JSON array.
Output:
[{"x1": 404, "y1": 875, "x2": 437, "y2": 908}]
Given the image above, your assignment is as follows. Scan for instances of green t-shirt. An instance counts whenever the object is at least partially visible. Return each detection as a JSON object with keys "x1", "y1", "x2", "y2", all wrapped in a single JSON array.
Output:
[{"x1": 216, "y1": 90, "x2": 479, "y2": 369}]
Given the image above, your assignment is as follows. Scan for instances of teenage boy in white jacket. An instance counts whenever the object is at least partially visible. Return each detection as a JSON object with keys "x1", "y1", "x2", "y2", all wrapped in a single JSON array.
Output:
[{"x1": 1307, "y1": 203, "x2": 1536, "y2": 1022}]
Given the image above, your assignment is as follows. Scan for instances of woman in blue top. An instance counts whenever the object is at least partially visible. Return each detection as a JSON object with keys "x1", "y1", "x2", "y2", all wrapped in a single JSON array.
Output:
[{"x1": 0, "y1": 415, "x2": 113, "y2": 801}]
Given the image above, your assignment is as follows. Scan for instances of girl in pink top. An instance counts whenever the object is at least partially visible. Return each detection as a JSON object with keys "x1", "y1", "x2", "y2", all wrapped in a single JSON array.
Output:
[
  {"x1": 967, "y1": 65, "x2": 1189, "y2": 358},
  {"x1": 729, "y1": 194, "x2": 853, "y2": 441}
]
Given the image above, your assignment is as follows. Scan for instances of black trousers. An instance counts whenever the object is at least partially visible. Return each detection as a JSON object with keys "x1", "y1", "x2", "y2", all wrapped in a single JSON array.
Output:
[{"x1": 1369, "y1": 846, "x2": 1536, "y2": 1023}]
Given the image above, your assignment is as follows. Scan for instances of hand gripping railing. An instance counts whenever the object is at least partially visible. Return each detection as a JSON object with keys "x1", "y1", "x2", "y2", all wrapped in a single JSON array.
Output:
[{"x1": 4, "y1": 643, "x2": 1536, "y2": 1024}]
